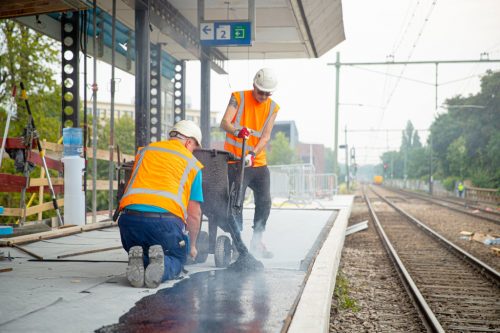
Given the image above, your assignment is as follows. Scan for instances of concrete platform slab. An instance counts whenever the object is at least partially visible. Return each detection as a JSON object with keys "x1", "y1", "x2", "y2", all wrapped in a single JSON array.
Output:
[{"x1": 0, "y1": 196, "x2": 353, "y2": 332}]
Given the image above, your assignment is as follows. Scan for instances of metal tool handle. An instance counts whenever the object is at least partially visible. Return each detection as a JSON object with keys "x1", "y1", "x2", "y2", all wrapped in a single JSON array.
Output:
[{"x1": 234, "y1": 137, "x2": 247, "y2": 210}]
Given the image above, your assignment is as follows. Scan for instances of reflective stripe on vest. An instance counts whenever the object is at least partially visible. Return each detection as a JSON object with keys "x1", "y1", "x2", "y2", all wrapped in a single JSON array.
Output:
[
  {"x1": 226, "y1": 91, "x2": 277, "y2": 150},
  {"x1": 121, "y1": 146, "x2": 201, "y2": 218}
]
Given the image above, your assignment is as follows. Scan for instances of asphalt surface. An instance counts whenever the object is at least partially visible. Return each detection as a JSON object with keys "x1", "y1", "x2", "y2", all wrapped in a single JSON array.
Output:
[{"x1": 97, "y1": 268, "x2": 304, "y2": 332}]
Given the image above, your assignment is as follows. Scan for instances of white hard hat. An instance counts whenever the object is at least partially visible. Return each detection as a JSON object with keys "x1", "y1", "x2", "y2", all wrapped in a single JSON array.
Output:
[
  {"x1": 253, "y1": 68, "x2": 278, "y2": 92},
  {"x1": 169, "y1": 120, "x2": 202, "y2": 147}
]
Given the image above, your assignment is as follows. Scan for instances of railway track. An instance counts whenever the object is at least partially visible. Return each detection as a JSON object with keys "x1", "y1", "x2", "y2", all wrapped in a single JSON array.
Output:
[
  {"x1": 364, "y1": 186, "x2": 500, "y2": 332},
  {"x1": 329, "y1": 195, "x2": 426, "y2": 332},
  {"x1": 376, "y1": 186, "x2": 500, "y2": 271},
  {"x1": 388, "y1": 187, "x2": 500, "y2": 224}
]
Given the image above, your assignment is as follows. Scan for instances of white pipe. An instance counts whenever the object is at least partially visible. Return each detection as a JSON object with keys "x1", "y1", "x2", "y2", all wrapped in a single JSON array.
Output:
[{"x1": 62, "y1": 156, "x2": 85, "y2": 226}]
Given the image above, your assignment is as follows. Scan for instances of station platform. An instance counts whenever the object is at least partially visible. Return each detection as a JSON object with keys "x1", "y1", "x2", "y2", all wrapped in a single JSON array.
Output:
[{"x1": 0, "y1": 195, "x2": 353, "y2": 332}]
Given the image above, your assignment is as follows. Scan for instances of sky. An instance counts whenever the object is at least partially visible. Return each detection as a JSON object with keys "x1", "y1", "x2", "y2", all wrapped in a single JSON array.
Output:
[{"x1": 89, "y1": 0, "x2": 500, "y2": 165}]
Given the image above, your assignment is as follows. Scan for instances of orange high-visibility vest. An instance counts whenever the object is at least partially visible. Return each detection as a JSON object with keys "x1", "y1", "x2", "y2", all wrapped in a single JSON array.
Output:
[
  {"x1": 224, "y1": 90, "x2": 280, "y2": 167},
  {"x1": 119, "y1": 140, "x2": 203, "y2": 222}
]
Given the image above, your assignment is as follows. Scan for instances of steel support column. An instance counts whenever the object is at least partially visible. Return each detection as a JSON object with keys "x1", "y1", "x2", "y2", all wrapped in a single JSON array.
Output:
[
  {"x1": 200, "y1": 49, "x2": 211, "y2": 148},
  {"x1": 149, "y1": 43, "x2": 162, "y2": 142},
  {"x1": 173, "y1": 61, "x2": 186, "y2": 124},
  {"x1": 135, "y1": 4, "x2": 150, "y2": 149},
  {"x1": 61, "y1": 11, "x2": 80, "y2": 128},
  {"x1": 198, "y1": 0, "x2": 211, "y2": 148}
]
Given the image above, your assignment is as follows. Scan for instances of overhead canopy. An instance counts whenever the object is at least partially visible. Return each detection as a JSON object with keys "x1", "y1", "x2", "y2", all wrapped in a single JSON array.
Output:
[
  {"x1": 103, "y1": 0, "x2": 345, "y2": 61},
  {"x1": 0, "y1": 0, "x2": 91, "y2": 19},
  {"x1": 4, "y1": 0, "x2": 345, "y2": 67}
]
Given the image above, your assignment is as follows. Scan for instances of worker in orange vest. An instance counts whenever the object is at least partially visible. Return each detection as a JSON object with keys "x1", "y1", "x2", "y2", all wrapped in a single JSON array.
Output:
[
  {"x1": 118, "y1": 120, "x2": 204, "y2": 288},
  {"x1": 220, "y1": 68, "x2": 280, "y2": 259}
]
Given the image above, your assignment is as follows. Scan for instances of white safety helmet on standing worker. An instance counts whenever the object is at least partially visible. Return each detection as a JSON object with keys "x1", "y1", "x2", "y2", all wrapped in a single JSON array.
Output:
[
  {"x1": 169, "y1": 120, "x2": 202, "y2": 148},
  {"x1": 253, "y1": 68, "x2": 278, "y2": 93}
]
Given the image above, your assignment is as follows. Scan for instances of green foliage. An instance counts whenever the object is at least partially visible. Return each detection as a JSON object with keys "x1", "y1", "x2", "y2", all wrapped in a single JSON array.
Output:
[
  {"x1": 442, "y1": 176, "x2": 460, "y2": 191},
  {"x1": 334, "y1": 270, "x2": 360, "y2": 312},
  {"x1": 380, "y1": 71, "x2": 499, "y2": 189},
  {"x1": 98, "y1": 115, "x2": 136, "y2": 156},
  {"x1": 469, "y1": 168, "x2": 494, "y2": 189},
  {"x1": 267, "y1": 131, "x2": 297, "y2": 165},
  {"x1": 0, "y1": 21, "x2": 61, "y2": 223},
  {"x1": 430, "y1": 70, "x2": 500, "y2": 188},
  {"x1": 446, "y1": 136, "x2": 466, "y2": 178}
]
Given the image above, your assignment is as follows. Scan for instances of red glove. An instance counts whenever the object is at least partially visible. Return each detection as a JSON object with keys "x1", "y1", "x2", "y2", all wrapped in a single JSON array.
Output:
[
  {"x1": 244, "y1": 151, "x2": 256, "y2": 167},
  {"x1": 234, "y1": 127, "x2": 251, "y2": 139}
]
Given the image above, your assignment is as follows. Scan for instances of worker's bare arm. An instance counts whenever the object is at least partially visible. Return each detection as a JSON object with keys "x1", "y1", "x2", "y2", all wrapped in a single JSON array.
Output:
[
  {"x1": 220, "y1": 95, "x2": 238, "y2": 133},
  {"x1": 186, "y1": 200, "x2": 202, "y2": 259}
]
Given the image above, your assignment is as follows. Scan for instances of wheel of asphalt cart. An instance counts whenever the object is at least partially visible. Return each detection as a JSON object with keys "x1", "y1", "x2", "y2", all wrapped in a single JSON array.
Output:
[
  {"x1": 195, "y1": 231, "x2": 209, "y2": 263},
  {"x1": 214, "y1": 235, "x2": 232, "y2": 268}
]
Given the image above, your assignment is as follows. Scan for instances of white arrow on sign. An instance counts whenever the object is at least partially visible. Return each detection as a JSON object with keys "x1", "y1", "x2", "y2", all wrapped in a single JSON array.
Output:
[{"x1": 200, "y1": 23, "x2": 214, "y2": 40}]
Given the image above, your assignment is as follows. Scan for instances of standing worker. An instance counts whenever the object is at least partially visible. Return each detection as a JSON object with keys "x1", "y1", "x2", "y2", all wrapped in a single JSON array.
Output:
[
  {"x1": 117, "y1": 120, "x2": 204, "y2": 288},
  {"x1": 457, "y1": 181, "x2": 465, "y2": 198},
  {"x1": 220, "y1": 68, "x2": 280, "y2": 259}
]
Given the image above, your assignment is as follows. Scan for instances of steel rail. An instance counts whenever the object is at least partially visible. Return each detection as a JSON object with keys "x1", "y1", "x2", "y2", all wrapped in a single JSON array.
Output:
[
  {"x1": 371, "y1": 186, "x2": 500, "y2": 285},
  {"x1": 390, "y1": 187, "x2": 500, "y2": 224},
  {"x1": 363, "y1": 188, "x2": 444, "y2": 333}
]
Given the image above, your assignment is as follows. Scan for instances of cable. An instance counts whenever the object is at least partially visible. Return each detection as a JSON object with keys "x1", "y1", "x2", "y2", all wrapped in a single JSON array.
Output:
[
  {"x1": 378, "y1": 0, "x2": 438, "y2": 129},
  {"x1": 351, "y1": 65, "x2": 435, "y2": 86}
]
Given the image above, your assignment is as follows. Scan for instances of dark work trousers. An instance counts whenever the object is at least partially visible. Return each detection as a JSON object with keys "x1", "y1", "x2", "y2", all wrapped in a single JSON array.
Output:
[
  {"x1": 118, "y1": 212, "x2": 187, "y2": 281},
  {"x1": 228, "y1": 164, "x2": 272, "y2": 233}
]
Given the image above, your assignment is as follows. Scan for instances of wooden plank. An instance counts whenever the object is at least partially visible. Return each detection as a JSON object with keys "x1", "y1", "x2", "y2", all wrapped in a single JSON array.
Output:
[
  {"x1": 30, "y1": 177, "x2": 64, "y2": 187},
  {"x1": 25, "y1": 199, "x2": 64, "y2": 216},
  {"x1": 0, "y1": 221, "x2": 117, "y2": 246},
  {"x1": 86, "y1": 180, "x2": 118, "y2": 191},
  {"x1": 42, "y1": 141, "x2": 63, "y2": 153},
  {"x1": 0, "y1": 199, "x2": 65, "y2": 217},
  {"x1": 57, "y1": 246, "x2": 123, "y2": 259},
  {"x1": 0, "y1": 174, "x2": 63, "y2": 194},
  {"x1": 0, "y1": 137, "x2": 36, "y2": 149},
  {"x1": 12, "y1": 244, "x2": 43, "y2": 260},
  {"x1": 1, "y1": 138, "x2": 134, "y2": 161},
  {"x1": 27, "y1": 151, "x2": 63, "y2": 172},
  {"x1": 0, "y1": 268, "x2": 13, "y2": 273}
]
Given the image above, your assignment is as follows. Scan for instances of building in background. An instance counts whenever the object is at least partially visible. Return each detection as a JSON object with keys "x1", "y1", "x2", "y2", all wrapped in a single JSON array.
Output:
[
  {"x1": 297, "y1": 143, "x2": 326, "y2": 173},
  {"x1": 271, "y1": 120, "x2": 299, "y2": 148},
  {"x1": 85, "y1": 100, "x2": 220, "y2": 140}
]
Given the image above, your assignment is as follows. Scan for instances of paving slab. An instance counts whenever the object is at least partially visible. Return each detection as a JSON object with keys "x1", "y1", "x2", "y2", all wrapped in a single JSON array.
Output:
[{"x1": 0, "y1": 196, "x2": 351, "y2": 332}]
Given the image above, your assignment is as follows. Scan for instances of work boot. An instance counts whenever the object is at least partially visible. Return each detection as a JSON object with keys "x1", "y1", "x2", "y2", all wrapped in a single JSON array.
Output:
[
  {"x1": 126, "y1": 246, "x2": 144, "y2": 288},
  {"x1": 145, "y1": 245, "x2": 165, "y2": 288},
  {"x1": 250, "y1": 233, "x2": 274, "y2": 259}
]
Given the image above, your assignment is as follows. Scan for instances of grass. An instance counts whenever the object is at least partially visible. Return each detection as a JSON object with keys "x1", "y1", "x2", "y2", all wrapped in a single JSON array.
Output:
[{"x1": 334, "y1": 270, "x2": 360, "y2": 312}]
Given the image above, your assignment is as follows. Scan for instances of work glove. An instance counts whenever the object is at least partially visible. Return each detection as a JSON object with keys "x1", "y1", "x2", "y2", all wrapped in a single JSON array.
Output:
[
  {"x1": 234, "y1": 127, "x2": 251, "y2": 139},
  {"x1": 244, "y1": 151, "x2": 256, "y2": 167}
]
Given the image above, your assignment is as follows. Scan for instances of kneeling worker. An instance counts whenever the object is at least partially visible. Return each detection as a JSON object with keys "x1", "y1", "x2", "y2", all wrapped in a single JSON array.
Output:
[{"x1": 117, "y1": 120, "x2": 204, "y2": 288}]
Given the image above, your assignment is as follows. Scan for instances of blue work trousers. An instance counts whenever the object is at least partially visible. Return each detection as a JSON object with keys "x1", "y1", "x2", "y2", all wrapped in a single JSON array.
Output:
[{"x1": 118, "y1": 213, "x2": 187, "y2": 281}]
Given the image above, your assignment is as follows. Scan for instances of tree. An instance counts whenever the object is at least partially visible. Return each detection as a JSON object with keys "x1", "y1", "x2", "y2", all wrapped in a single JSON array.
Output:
[
  {"x1": 446, "y1": 136, "x2": 466, "y2": 178},
  {"x1": 413, "y1": 131, "x2": 422, "y2": 148},
  {"x1": 430, "y1": 70, "x2": 500, "y2": 187},
  {"x1": 0, "y1": 20, "x2": 59, "y2": 112},
  {"x1": 267, "y1": 132, "x2": 297, "y2": 165},
  {"x1": 0, "y1": 20, "x2": 61, "y2": 222},
  {"x1": 401, "y1": 120, "x2": 415, "y2": 150},
  {"x1": 98, "y1": 115, "x2": 135, "y2": 156}
]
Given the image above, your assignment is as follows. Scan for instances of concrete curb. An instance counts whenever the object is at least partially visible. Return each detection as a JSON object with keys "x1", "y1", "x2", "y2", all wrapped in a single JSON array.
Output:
[{"x1": 288, "y1": 195, "x2": 354, "y2": 332}]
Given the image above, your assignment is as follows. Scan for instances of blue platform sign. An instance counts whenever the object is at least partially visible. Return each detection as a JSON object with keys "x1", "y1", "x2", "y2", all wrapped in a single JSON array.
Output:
[{"x1": 200, "y1": 21, "x2": 252, "y2": 46}]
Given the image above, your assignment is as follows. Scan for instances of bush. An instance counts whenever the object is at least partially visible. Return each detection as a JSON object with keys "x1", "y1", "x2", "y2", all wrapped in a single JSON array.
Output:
[
  {"x1": 470, "y1": 169, "x2": 493, "y2": 188},
  {"x1": 442, "y1": 176, "x2": 459, "y2": 191}
]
